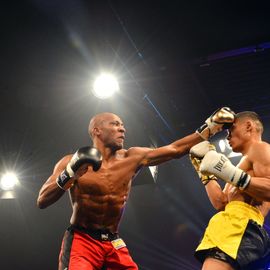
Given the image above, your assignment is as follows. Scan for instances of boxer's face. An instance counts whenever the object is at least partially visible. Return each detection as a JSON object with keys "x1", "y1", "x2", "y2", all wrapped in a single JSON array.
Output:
[
  {"x1": 99, "y1": 114, "x2": 126, "y2": 150},
  {"x1": 227, "y1": 118, "x2": 247, "y2": 153}
]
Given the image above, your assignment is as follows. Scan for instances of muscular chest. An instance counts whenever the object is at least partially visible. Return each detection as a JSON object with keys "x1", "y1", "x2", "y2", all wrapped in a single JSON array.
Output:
[
  {"x1": 239, "y1": 148, "x2": 270, "y2": 178},
  {"x1": 72, "y1": 157, "x2": 138, "y2": 195}
]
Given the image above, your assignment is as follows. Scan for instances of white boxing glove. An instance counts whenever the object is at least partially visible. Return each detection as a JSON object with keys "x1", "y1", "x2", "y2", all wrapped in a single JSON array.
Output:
[
  {"x1": 189, "y1": 141, "x2": 217, "y2": 185},
  {"x1": 196, "y1": 107, "x2": 235, "y2": 140},
  {"x1": 190, "y1": 141, "x2": 216, "y2": 159},
  {"x1": 189, "y1": 154, "x2": 218, "y2": 185},
  {"x1": 200, "y1": 151, "x2": 251, "y2": 190}
]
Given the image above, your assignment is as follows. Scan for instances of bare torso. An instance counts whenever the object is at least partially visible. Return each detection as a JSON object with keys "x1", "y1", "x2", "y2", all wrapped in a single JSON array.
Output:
[
  {"x1": 227, "y1": 142, "x2": 270, "y2": 217},
  {"x1": 69, "y1": 149, "x2": 141, "y2": 232},
  {"x1": 227, "y1": 186, "x2": 270, "y2": 217}
]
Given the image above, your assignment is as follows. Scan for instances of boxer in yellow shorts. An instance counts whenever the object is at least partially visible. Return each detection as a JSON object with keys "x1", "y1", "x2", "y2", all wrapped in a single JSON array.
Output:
[{"x1": 190, "y1": 111, "x2": 270, "y2": 270}]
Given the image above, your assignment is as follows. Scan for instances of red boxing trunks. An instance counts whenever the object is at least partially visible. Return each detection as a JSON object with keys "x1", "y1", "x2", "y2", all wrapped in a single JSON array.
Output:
[{"x1": 58, "y1": 225, "x2": 138, "y2": 270}]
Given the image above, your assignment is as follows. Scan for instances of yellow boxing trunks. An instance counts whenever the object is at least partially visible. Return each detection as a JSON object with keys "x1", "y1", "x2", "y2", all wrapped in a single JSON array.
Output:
[{"x1": 195, "y1": 201, "x2": 270, "y2": 269}]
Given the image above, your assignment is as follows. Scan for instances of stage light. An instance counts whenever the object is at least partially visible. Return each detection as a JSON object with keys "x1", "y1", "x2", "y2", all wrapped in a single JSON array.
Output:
[
  {"x1": 218, "y1": 139, "x2": 241, "y2": 158},
  {"x1": 149, "y1": 166, "x2": 158, "y2": 183},
  {"x1": 0, "y1": 172, "x2": 20, "y2": 199},
  {"x1": 0, "y1": 172, "x2": 19, "y2": 191},
  {"x1": 218, "y1": 139, "x2": 226, "y2": 152},
  {"x1": 92, "y1": 73, "x2": 119, "y2": 99}
]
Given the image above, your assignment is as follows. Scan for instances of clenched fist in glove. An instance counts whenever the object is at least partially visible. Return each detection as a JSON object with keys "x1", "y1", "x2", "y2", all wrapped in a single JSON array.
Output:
[
  {"x1": 197, "y1": 107, "x2": 235, "y2": 140},
  {"x1": 200, "y1": 150, "x2": 251, "y2": 190},
  {"x1": 190, "y1": 141, "x2": 216, "y2": 158},
  {"x1": 57, "y1": 147, "x2": 102, "y2": 190},
  {"x1": 189, "y1": 141, "x2": 217, "y2": 185}
]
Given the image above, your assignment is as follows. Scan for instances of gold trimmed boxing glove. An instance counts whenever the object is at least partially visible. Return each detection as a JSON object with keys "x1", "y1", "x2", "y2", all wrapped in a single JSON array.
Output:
[
  {"x1": 189, "y1": 141, "x2": 217, "y2": 185},
  {"x1": 189, "y1": 154, "x2": 218, "y2": 185},
  {"x1": 196, "y1": 107, "x2": 235, "y2": 140}
]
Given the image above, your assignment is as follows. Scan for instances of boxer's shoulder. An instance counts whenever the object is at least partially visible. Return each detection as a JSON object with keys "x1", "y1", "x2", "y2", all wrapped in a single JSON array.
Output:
[{"x1": 126, "y1": 146, "x2": 152, "y2": 156}]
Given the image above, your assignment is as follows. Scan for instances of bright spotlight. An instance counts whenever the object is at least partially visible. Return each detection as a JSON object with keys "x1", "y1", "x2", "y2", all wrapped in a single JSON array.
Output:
[
  {"x1": 0, "y1": 172, "x2": 19, "y2": 191},
  {"x1": 218, "y1": 139, "x2": 226, "y2": 153},
  {"x1": 149, "y1": 166, "x2": 158, "y2": 183},
  {"x1": 92, "y1": 73, "x2": 119, "y2": 99},
  {"x1": 218, "y1": 139, "x2": 241, "y2": 158}
]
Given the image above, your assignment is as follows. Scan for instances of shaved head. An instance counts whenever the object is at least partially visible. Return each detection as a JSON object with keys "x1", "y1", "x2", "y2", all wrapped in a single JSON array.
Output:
[{"x1": 88, "y1": 112, "x2": 120, "y2": 139}]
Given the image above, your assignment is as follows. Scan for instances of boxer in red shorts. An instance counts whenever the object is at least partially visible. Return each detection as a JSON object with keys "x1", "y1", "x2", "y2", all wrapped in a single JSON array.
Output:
[{"x1": 37, "y1": 109, "x2": 234, "y2": 269}]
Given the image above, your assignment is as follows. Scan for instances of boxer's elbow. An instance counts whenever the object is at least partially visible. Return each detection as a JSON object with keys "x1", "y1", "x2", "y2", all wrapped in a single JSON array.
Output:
[
  {"x1": 212, "y1": 201, "x2": 226, "y2": 211},
  {"x1": 37, "y1": 186, "x2": 65, "y2": 209},
  {"x1": 37, "y1": 195, "x2": 48, "y2": 209},
  {"x1": 209, "y1": 196, "x2": 227, "y2": 211},
  {"x1": 37, "y1": 194, "x2": 59, "y2": 209},
  {"x1": 36, "y1": 190, "x2": 54, "y2": 209}
]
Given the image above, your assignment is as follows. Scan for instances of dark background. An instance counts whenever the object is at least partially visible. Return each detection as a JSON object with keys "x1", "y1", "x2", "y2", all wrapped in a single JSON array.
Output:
[{"x1": 1, "y1": 1, "x2": 270, "y2": 269}]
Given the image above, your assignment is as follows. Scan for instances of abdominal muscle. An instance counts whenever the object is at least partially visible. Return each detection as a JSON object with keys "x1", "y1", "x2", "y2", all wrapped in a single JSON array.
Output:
[
  {"x1": 70, "y1": 192, "x2": 127, "y2": 232},
  {"x1": 67, "y1": 165, "x2": 134, "y2": 233},
  {"x1": 227, "y1": 177, "x2": 270, "y2": 218}
]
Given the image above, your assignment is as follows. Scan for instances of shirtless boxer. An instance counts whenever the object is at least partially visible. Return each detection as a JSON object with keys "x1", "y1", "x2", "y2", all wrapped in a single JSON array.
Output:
[
  {"x1": 37, "y1": 107, "x2": 234, "y2": 270},
  {"x1": 190, "y1": 111, "x2": 270, "y2": 270}
]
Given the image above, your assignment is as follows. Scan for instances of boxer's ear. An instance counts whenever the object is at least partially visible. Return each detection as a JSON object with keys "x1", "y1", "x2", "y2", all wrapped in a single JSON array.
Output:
[
  {"x1": 246, "y1": 120, "x2": 252, "y2": 132},
  {"x1": 93, "y1": 127, "x2": 101, "y2": 136}
]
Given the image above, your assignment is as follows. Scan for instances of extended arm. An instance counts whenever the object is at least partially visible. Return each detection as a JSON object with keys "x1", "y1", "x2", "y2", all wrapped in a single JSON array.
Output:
[
  {"x1": 140, "y1": 133, "x2": 202, "y2": 166},
  {"x1": 140, "y1": 107, "x2": 235, "y2": 166}
]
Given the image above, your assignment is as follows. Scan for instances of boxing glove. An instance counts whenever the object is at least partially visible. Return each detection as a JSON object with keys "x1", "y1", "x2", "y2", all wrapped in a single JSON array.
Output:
[
  {"x1": 56, "y1": 147, "x2": 102, "y2": 190},
  {"x1": 200, "y1": 151, "x2": 250, "y2": 190},
  {"x1": 197, "y1": 107, "x2": 235, "y2": 140},
  {"x1": 189, "y1": 141, "x2": 217, "y2": 185},
  {"x1": 189, "y1": 141, "x2": 216, "y2": 159}
]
